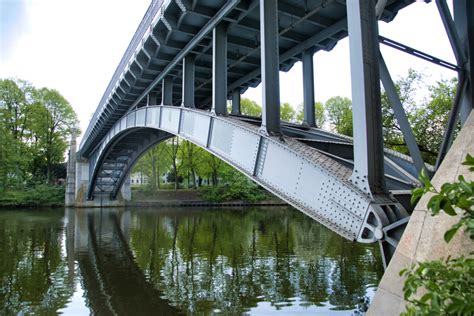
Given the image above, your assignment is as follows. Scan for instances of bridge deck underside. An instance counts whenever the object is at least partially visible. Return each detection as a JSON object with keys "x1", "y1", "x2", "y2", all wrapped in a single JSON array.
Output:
[{"x1": 80, "y1": 0, "x2": 413, "y2": 156}]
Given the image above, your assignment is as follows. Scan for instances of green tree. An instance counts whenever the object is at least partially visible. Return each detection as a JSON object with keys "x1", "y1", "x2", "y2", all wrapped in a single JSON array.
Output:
[
  {"x1": 326, "y1": 96, "x2": 353, "y2": 136},
  {"x1": 30, "y1": 88, "x2": 78, "y2": 183},
  {"x1": 198, "y1": 151, "x2": 223, "y2": 186},
  {"x1": 164, "y1": 137, "x2": 181, "y2": 190},
  {"x1": 380, "y1": 69, "x2": 457, "y2": 165},
  {"x1": 240, "y1": 98, "x2": 261, "y2": 117},
  {"x1": 296, "y1": 101, "x2": 325, "y2": 127},
  {"x1": 0, "y1": 79, "x2": 33, "y2": 187},
  {"x1": 280, "y1": 102, "x2": 296, "y2": 122},
  {"x1": 178, "y1": 140, "x2": 201, "y2": 188},
  {"x1": 411, "y1": 78, "x2": 457, "y2": 164},
  {"x1": 381, "y1": 69, "x2": 423, "y2": 154},
  {"x1": 133, "y1": 142, "x2": 170, "y2": 189}
]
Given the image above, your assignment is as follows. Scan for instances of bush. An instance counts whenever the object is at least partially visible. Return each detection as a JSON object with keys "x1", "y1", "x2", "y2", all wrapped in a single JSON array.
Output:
[
  {"x1": 400, "y1": 256, "x2": 474, "y2": 315},
  {"x1": 0, "y1": 184, "x2": 65, "y2": 207},
  {"x1": 199, "y1": 171, "x2": 268, "y2": 202}
]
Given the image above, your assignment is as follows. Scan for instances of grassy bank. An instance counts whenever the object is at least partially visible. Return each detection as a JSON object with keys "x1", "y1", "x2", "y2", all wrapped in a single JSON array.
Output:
[{"x1": 0, "y1": 185, "x2": 65, "y2": 208}]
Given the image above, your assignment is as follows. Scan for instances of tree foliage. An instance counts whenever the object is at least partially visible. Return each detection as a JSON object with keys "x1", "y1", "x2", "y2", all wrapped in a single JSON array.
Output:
[
  {"x1": 240, "y1": 98, "x2": 262, "y2": 117},
  {"x1": 326, "y1": 96, "x2": 353, "y2": 136},
  {"x1": 0, "y1": 78, "x2": 78, "y2": 188},
  {"x1": 280, "y1": 102, "x2": 296, "y2": 122},
  {"x1": 296, "y1": 101, "x2": 325, "y2": 127}
]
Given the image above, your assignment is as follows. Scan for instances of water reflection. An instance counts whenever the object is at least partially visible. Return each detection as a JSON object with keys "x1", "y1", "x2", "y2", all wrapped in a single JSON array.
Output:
[
  {"x1": 73, "y1": 209, "x2": 180, "y2": 315},
  {"x1": 0, "y1": 207, "x2": 383, "y2": 315},
  {"x1": 125, "y1": 208, "x2": 383, "y2": 314},
  {"x1": 0, "y1": 209, "x2": 73, "y2": 314}
]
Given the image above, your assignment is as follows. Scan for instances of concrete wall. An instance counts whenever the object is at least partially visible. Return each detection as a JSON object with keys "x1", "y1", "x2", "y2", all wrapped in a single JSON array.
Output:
[{"x1": 368, "y1": 111, "x2": 474, "y2": 315}]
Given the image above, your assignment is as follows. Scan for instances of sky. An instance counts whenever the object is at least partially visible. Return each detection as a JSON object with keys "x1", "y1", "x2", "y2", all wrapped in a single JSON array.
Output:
[{"x1": 0, "y1": 0, "x2": 456, "y2": 144}]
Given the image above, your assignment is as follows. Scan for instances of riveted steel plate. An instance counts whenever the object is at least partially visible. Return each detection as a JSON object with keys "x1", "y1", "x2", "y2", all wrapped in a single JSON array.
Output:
[
  {"x1": 229, "y1": 124, "x2": 260, "y2": 173},
  {"x1": 260, "y1": 141, "x2": 301, "y2": 198},
  {"x1": 161, "y1": 107, "x2": 180, "y2": 133},
  {"x1": 126, "y1": 112, "x2": 136, "y2": 128},
  {"x1": 210, "y1": 119, "x2": 260, "y2": 173},
  {"x1": 136, "y1": 108, "x2": 146, "y2": 126},
  {"x1": 146, "y1": 107, "x2": 159, "y2": 127},
  {"x1": 180, "y1": 111, "x2": 211, "y2": 146},
  {"x1": 210, "y1": 119, "x2": 233, "y2": 155}
]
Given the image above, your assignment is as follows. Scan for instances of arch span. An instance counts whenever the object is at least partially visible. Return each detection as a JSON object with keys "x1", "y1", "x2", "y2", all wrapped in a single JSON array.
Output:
[{"x1": 88, "y1": 105, "x2": 415, "y2": 267}]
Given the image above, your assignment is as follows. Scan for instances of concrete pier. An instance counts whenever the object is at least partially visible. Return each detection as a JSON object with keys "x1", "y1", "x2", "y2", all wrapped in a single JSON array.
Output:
[
  {"x1": 66, "y1": 137, "x2": 131, "y2": 208},
  {"x1": 368, "y1": 111, "x2": 474, "y2": 315},
  {"x1": 65, "y1": 135, "x2": 77, "y2": 207}
]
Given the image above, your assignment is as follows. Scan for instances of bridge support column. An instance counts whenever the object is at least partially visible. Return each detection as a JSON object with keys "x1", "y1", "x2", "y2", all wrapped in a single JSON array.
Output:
[
  {"x1": 182, "y1": 55, "x2": 195, "y2": 108},
  {"x1": 120, "y1": 175, "x2": 131, "y2": 202},
  {"x1": 73, "y1": 158, "x2": 130, "y2": 207},
  {"x1": 65, "y1": 135, "x2": 77, "y2": 207},
  {"x1": 161, "y1": 76, "x2": 173, "y2": 105},
  {"x1": 231, "y1": 88, "x2": 241, "y2": 115},
  {"x1": 302, "y1": 49, "x2": 316, "y2": 127},
  {"x1": 212, "y1": 22, "x2": 228, "y2": 115},
  {"x1": 347, "y1": 0, "x2": 386, "y2": 195},
  {"x1": 259, "y1": 0, "x2": 280, "y2": 136},
  {"x1": 74, "y1": 159, "x2": 89, "y2": 205}
]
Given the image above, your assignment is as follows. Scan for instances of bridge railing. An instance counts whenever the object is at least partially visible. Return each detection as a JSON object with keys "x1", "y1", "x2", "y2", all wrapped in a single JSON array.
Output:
[{"x1": 80, "y1": 0, "x2": 166, "y2": 151}]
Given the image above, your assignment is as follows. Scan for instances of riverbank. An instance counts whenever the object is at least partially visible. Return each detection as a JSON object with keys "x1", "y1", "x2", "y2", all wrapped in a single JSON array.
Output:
[
  {"x1": 129, "y1": 188, "x2": 286, "y2": 207},
  {"x1": 0, "y1": 186, "x2": 287, "y2": 208}
]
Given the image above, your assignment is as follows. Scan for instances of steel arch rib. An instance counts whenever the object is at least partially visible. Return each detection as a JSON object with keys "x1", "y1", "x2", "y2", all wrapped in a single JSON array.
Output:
[{"x1": 88, "y1": 105, "x2": 407, "y2": 248}]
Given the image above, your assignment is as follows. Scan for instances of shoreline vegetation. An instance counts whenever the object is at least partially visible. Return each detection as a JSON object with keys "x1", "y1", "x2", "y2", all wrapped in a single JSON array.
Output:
[
  {"x1": 0, "y1": 184, "x2": 283, "y2": 209},
  {"x1": 0, "y1": 185, "x2": 65, "y2": 208}
]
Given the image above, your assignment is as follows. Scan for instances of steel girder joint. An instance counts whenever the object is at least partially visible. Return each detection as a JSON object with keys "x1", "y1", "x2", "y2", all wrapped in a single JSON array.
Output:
[{"x1": 357, "y1": 196, "x2": 409, "y2": 269}]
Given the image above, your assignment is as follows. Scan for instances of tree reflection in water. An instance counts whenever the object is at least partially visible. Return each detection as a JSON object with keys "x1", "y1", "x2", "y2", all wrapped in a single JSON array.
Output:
[
  {"x1": 0, "y1": 209, "x2": 74, "y2": 315},
  {"x1": 127, "y1": 207, "x2": 384, "y2": 314},
  {"x1": 0, "y1": 207, "x2": 383, "y2": 315}
]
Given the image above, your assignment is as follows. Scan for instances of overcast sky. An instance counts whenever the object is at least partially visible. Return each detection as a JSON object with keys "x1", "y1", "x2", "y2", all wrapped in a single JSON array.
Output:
[{"x1": 0, "y1": 0, "x2": 456, "y2": 142}]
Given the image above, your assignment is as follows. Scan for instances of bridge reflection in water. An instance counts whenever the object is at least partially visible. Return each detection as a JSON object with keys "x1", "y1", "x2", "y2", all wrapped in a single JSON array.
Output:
[{"x1": 68, "y1": 207, "x2": 383, "y2": 314}]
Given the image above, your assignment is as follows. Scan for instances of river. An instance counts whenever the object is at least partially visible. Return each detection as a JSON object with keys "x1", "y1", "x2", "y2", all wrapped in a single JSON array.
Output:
[{"x1": 0, "y1": 207, "x2": 383, "y2": 315}]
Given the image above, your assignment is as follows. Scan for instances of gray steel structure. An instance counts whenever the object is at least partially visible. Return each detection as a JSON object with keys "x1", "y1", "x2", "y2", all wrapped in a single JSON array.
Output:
[{"x1": 77, "y1": 0, "x2": 473, "y2": 267}]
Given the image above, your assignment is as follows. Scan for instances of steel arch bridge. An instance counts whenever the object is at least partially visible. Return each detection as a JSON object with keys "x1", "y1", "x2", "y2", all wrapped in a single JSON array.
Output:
[{"x1": 71, "y1": 0, "x2": 473, "y2": 267}]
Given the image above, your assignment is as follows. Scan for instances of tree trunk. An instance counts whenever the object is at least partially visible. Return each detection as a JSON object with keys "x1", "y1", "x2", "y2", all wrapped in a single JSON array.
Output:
[{"x1": 151, "y1": 156, "x2": 157, "y2": 190}]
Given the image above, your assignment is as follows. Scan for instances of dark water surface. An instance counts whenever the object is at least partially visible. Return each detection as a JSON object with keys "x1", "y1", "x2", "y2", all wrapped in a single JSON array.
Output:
[{"x1": 0, "y1": 207, "x2": 384, "y2": 315}]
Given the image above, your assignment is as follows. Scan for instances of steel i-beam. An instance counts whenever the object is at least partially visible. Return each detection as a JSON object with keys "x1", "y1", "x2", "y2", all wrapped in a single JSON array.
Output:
[
  {"x1": 379, "y1": 53, "x2": 426, "y2": 177},
  {"x1": 302, "y1": 49, "x2": 316, "y2": 127},
  {"x1": 231, "y1": 88, "x2": 241, "y2": 115},
  {"x1": 148, "y1": 92, "x2": 157, "y2": 106},
  {"x1": 454, "y1": 0, "x2": 473, "y2": 124},
  {"x1": 162, "y1": 76, "x2": 173, "y2": 105},
  {"x1": 212, "y1": 22, "x2": 228, "y2": 115},
  {"x1": 182, "y1": 55, "x2": 196, "y2": 108},
  {"x1": 259, "y1": 0, "x2": 281, "y2": 135},
  {"x1": 347, "y1": 0, "x2": 386, "y2": 195}
]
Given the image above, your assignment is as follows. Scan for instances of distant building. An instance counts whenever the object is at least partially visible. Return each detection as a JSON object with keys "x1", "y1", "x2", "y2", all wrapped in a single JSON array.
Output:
[{"x1": 130, "y1": 172, "x2": 149, "y2": 185}]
